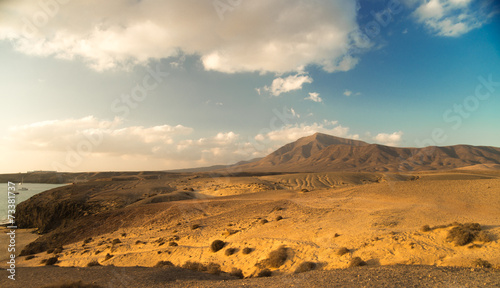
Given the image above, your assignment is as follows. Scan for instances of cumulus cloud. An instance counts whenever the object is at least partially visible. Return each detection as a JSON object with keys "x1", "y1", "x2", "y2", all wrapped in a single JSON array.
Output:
[
  {"x1": 7, "y1": 116, "x2": 193, "y2": 155},
  {"x1": 344, "y1": 90, "x2": 353, "y2": 96},
  {"x1": 374, "y1": 131, "x2": 404, "y2": 146},
  {"x1": 264, "y1": 73, "x2": 313, "y2": 96},
  {"x1": 412, "y1": 0, "x2": 494, "y2": 37},
  {"x1": 305, "y1": 92, "x2": 323, "y2": 103},
  {"x1": 0, "y1": 0, "x2": 365, "y2": 73},
  {"x1": 5, "y1": 116, "x2": 258, "y2": 169}
]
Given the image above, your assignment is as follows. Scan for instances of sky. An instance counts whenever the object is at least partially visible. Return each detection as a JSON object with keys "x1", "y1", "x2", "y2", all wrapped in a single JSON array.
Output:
[{"x1": 0, "y1": 0, "x2": 499, "y2": 173}]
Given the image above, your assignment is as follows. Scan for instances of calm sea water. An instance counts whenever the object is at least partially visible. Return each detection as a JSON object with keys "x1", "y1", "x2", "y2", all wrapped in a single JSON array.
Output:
[{"x1": 1, "y1": 183, "x2": 67, "y2": 225}]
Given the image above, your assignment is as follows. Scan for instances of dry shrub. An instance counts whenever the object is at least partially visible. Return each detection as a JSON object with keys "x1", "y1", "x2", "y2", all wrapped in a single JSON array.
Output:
[
  {"x1": 225, "y1": 248, "x2": 237, "y2": 256},
  {"x1": 191, "y1": 224, "x2": 200, "y2": 230},
  {"x1": 242, "y1": 247, "x2": 253, "y2": 255},
  {"x1": 336, "y1": 247, "x2": 350, "y2": 256},
  {"x1": 86, "y1": 260, "x2": 101, "y2": 267},
  {"x1": 420, "y1": 225, "x2": 431, "y2": 232},
  {"x1": 104, "y1": 253, "x2": 113, "y2": 261},
  {"x1": 25, "y1": 255, "x2": 35, "y2": 260},
  {"x1": 462, "y1": 223, "x2": 481, "y2": 232},
  {"x1": 260, "y1": 219, "x2": 268, "y2": 224},
  {"x1": 267, "y1": 246, "x2": 288, "y2": 268},
  {"x1": 207, "y1": 262, "x2": 221, "y2": 275},
  {"x1": 275, "y1": 216, "x2": 283, "y2": 221},
  {"x1": 47, "y1": 248, "x2": 55, "y2": 254},
  {"x1": 53, "y1": 247, "x2": 63, "y2": 254},
  {"x1": 300, "y1": 189, "x2": 309, "y2": 193},
  {"x1": 446, "y1": 226, "x2": 474, "y2": 246},
  {"x1": 475, "y1": 231, "x2": 492, "y2": 243},
  {"x1": 44, "y1": 257, "x2": 58, "y2": 266},
  {"x1": 154, "y1": 260, "x2": 174, "y2": 267},
  {"x1": 348, "y1": 257, "x2": 367, "y2": 267},
  {"x1": 111, "y1": 239, "x2": 121, "y2": 245},
  {"x1": 182, "y1": 261, "x2": 207, "y2": 272},
  {"x1": 294, "y1": 261, "x2": 317, "y2": 273},
  {"x1": 135, "y1": 240, "x2": 146, "y2": 245},
  {"x1": 230, "y1": 268, "x2": 244, "y2": 279},
  {"x1": 168, "y1": 241, "x2": 178, "y2": 247},
  {"x1": 257, "y1": 269, "x2": 272, "y2": 277},
  {"x1": 42, "y1": 281, "x2": 104, "y2": 288},
  {"x1": 472, "y1": 258, "x2": 492, "y2": 268},
  {"x1": 210, "y1": 240, "x2": 225, "y2": 252}
]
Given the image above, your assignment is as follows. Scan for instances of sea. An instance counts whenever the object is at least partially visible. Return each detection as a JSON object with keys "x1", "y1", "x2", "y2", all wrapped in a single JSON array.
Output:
[{"x1": 0, "y1": 183, "x2": 67, "y2": 225}]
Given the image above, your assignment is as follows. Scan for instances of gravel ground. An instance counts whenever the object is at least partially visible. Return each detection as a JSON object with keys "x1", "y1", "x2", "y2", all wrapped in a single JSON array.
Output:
[{"x1": 1, "y1": 265, "x2": 499, "y2": 288}]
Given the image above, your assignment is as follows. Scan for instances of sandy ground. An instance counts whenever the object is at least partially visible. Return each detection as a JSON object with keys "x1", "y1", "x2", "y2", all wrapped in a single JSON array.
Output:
[{"x1": 2, "y1": 171, "x2": 500, "y2": 286}]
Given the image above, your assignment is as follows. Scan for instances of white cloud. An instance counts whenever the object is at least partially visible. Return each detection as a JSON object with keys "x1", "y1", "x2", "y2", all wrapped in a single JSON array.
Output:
[
  {"x1": 374, "y1": 131, "x2": 404, "y2": 146},
  {"x1": 344, "y1": 89, "x2": 361, "y2": 96},
  {"x1": 305, "y1": 92, "x2": 323, "y2": 103},
  {"x1": 0, "y1": 0, "x2": 365, "y2": 73},
  {"x1": 412, "y1": 0, "x2": 493, "y2": 37},
  {"x1": 264, "y1": 73, "x2": 313, "y2": 96}
]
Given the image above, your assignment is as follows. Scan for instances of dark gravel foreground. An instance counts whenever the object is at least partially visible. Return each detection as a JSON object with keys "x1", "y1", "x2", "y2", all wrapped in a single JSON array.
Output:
[{"x1": 1, "y1": 265, "x2": 499, "y2": 288}]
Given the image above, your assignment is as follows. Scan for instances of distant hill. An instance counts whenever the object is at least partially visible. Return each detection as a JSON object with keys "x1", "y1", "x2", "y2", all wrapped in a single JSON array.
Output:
[
  {"x1": 232, "y1": 133, "x2": 500, "y2": 172},
  {"x1": 165, "y1": 158, "x2": 262, "y2": 173}
]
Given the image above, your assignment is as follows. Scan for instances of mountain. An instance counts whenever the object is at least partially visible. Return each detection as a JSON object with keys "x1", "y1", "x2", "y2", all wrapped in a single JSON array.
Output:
[{"x1": 233, "y1": 133, "x2": 500, "y2": 172}]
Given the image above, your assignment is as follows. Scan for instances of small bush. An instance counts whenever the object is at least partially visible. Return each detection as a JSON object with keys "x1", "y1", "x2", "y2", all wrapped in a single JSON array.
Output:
[
  {"x1": 257, "y1": 269, "x2": 272, "y2": 277},
  {"x1": 260, "y1": 219, "x2": 268, "y2": 224},
  {"x1": 337, "y1": 247, "x2": 350, "y2": 256},
  {"x1": 111, "y1": 239, "x2": 121, "y2": 245},
  {"x1": 168, "y1": 241, "x2": 178, "y2": 247},
  {"x1": 420, "y1": 225, "x2": 431, "y2": 232},
  {"x1": 53, "y1": 247, "x2": 63, "y2": 254},
  {"x1": 230, "y1": 268, "x2": 244, "y2": 279},
  {"x1": 83, "y1": 238, "x2": 93, "y2": 244},
  {"x1": 348, "y1": 257, "x2": 367, "y2": 267},
  {"x1": 462, "y1": 223, "x2": 481, "y2": 232},
  {"x1": 44, "y1": 257, "x2": 58, "y2": 266},
  {"x1": 25, "y1": 255, "x2": 35, "y2": 260},
  {"x1": 472, "y1": 258, "x2": 492, "y2": 268},
  {"x1": 294, "y1": 261, "x2": 317, "y2": 273},
  {"x1": 135, "y1": 240, "x2": 146, "y2": 245},
  {"x1": 242, "y1": 247, "x2": 253, "y2": 255},
  {"x1": 104, "y1": 254, "x2": 113, "y2": 261},
  {"x1": 275, "y1": 216, "x2": 283, "y2": 221},
  {"x1": 42, "y1": 281, "x2": 104, "y2": 288},
  {"x1": 207, "y1": 262, "x2": 221, "y2": 275},
  {"x1": 475, "y1": 231, "x2": 492, "y2": 243},
  {"x1": 446, "y1": 226, "x2": 474, "y2": 246},
  {"x1": 182, "y1": 261, "x2": 206, "y2": 272},
  {"x1": 210, "y1": 240, "x2": 225, "y2": 252},
  {"x1": 225, "y1": 248, "x2": 237, "y2": 256},
  {"x1": 154, "y1": 260, "x2": 174, "y2": 267},
  {"x1": 47, "y1": 248, "x2": 55, "y2": 254},
  {"x1": 267, "y1": 246, "x2": 288, "y2": 268},
  {"x1": 191, "y1": 224, "x2": 200, "y2": 230},
  {"x1": 86, "y1": 260, "x2": 101, "y2": 267},
  {"x1": 300, "y1": 188, "x2": 309, "y2": 193}
]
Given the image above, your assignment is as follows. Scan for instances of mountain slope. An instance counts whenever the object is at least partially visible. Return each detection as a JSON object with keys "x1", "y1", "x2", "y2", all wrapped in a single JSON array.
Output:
[{"x1": 234, "y1": 133, "x2": 500, "y2": 172}]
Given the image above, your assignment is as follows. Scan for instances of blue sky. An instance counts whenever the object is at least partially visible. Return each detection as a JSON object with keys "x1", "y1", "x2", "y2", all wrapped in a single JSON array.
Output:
[{"x1": 0, "y1": 0, "x2": 499, "y2": 172}]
